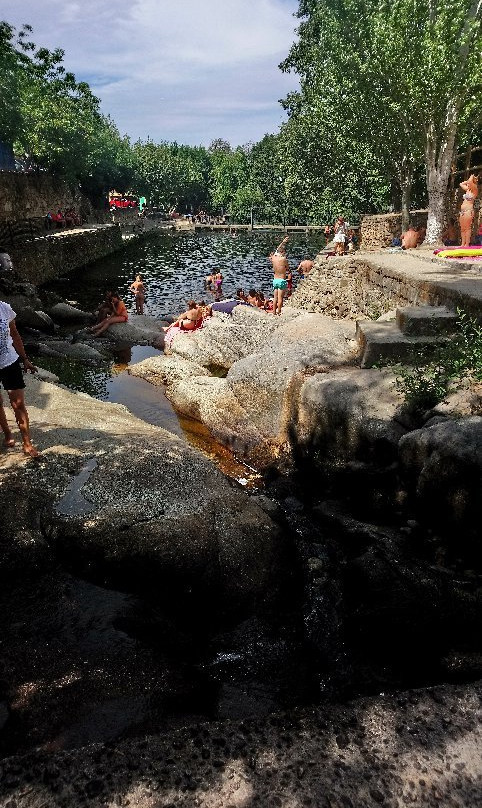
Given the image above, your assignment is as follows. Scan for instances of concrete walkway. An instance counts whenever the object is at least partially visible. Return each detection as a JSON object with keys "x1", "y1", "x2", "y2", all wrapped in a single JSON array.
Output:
[{"x1": 355, "y1": 249, "x2": 482, "y2": 314}]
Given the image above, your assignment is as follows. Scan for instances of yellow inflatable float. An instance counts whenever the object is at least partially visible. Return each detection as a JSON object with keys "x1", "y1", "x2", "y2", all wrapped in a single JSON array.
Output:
[{"x1": 435, "y1": 247, "x2": 482, "y2": 258}]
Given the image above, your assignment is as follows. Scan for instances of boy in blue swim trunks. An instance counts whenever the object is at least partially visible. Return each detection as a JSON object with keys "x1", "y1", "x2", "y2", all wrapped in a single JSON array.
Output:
[{"x1": 269, "y1": 236, "x2": 289, "y2": 315}]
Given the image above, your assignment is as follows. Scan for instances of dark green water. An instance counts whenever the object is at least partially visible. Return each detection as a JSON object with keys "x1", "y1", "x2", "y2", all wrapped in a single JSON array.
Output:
[{"x1": 47, "y1": 230, "x2": 325, "y2": 319}]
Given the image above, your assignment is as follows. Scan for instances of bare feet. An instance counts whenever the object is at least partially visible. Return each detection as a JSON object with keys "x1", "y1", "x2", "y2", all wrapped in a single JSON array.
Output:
[
  {"x1": 3, "y1": 436, "x2": 15, "y2": 448},
  {"x1": 23, "y1": 444, "x2": 41, "y2": 459}
]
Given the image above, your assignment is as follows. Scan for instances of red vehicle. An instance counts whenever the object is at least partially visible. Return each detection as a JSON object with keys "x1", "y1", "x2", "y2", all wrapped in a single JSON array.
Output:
[{"x1": 108, "y1": 191, "x2": 138, "y2": 210}]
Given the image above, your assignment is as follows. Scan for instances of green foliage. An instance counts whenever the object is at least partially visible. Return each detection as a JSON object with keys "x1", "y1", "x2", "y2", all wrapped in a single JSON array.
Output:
[
  {"x1": 1, "y1": 20, "x2": 135, "y2": 203},
  {"x1": 281, "y1": 1, "x2": 482, "y2": 234},
  {"x1": 389, "y1": 310, "x2": 482, "y2": 412}
]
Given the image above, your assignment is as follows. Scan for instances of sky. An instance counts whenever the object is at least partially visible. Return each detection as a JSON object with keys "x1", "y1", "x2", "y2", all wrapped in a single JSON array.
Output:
[{"x1": 3, "y1": 0, "x2": 301, "y2": 147}]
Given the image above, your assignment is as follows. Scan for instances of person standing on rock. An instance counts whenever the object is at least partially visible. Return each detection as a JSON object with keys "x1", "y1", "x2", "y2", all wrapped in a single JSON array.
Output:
[
  {"x1": 130, "y1": 274, "x2": 146, "y2": 315},
  {"x1": 269, "y1": 236, "x2": 290, "y2": 315},
  {"x1": 0, "y1": 300, "x2": 40, "y2": 458}
]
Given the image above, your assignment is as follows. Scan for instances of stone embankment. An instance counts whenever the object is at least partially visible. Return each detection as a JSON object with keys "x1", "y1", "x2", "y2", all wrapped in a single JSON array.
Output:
[
  {"x1": 7, "y1": 224, "x2": 123, "y2": 284},
  {"x1": 0, "y1": 172, "x2": 94, "y2": 222},
  {"x1": 289, "y1": 251, "x2": 482, "y2": 319}
]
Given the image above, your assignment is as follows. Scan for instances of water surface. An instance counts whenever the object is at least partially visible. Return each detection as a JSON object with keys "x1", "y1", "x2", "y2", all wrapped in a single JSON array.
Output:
[{"x1": 48, "y1": 230, "x2": 325, "y2": 318}]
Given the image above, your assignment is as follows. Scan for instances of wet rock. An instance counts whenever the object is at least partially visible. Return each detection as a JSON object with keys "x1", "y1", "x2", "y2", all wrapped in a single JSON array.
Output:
[
  {"x1": 14, "y1": 307, "x2": 55, "y2": 333},
  {"x1": 34, "y1": 367, "x2": 60, "y2": 384},
  {"x1": 39, "y1": 340, "x2": 107, "y2": 363},
  {"x1": 49, "y1": 302, "x2": 94, "y2": 323}
]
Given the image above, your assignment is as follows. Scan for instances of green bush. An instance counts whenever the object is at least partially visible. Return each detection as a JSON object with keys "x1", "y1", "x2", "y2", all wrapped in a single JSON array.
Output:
[{"x1": 386, "y1": 310, "x2": 482, "y2": 412}]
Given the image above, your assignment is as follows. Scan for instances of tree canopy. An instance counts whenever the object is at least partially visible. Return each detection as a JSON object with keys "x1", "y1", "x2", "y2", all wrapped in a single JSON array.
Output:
[{"x1": 2, "y1": 8, "x2": 481, "y2": 229}]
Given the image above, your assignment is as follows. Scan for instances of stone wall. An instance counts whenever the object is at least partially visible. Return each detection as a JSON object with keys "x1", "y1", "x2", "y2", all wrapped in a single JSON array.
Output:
[
  {"x1": 289, "y1": 257, "x2": 406, "y2": 320},
  {"x1": 0, "y1": 171, "x2": 95, "y2": 222},
  {"x1": 360, "y1": 210, "x2": 428, "y2": 249},
  {"x1": 290, "y1": 254, "x2": 482, "y2": 321},
  {"x1": 9, "y1": 225, "x2": 123, "y2": 284}
]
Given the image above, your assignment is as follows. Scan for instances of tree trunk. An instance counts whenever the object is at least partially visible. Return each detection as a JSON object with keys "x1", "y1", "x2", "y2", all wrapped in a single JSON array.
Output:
[
  {"x1": 390, "y1": 177, "x2": 402, "y2": 213},
  {"x1": 400, "y1": 159, "x2": 414, "y2": 232},
  {"x1": 425, "y1": 166, "x2": 448, "y2": 243},
  {"x1": 401, "y1": 179, "x2": 411, "y2": 232},
  {"x1": 424, "y1": 108, "x2": 459, "y2": 244}
]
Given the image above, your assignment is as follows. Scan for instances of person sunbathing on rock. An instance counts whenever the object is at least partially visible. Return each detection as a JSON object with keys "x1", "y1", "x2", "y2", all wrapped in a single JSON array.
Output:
[
  {"x1": 163, "y1": 300, "x2": 203, "y2": 332},
  {"x1": 90, "y1": 292, "x2": 128, "y2": 336}
]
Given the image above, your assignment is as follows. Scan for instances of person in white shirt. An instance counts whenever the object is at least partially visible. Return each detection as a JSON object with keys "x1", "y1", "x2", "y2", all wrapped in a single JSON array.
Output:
[{"x1": 0, "y1": 300, "x2": 40, "y2": 458}]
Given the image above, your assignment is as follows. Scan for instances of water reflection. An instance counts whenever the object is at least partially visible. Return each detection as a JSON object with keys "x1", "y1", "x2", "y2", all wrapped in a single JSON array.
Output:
[{"x1": 46, "y1": 230, "x2": 325, "y2": 319}]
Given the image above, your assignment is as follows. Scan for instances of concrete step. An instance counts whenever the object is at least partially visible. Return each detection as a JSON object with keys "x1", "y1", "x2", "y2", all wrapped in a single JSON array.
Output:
[
  {"x1": 396, "y1": 305, "x2": 458, "y2": 336},
  {"x1": 356, "y1": 320, "x2": 448, "y2": 368}
]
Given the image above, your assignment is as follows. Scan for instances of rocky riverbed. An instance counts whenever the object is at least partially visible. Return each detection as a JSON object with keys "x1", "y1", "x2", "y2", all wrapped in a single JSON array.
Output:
[
  {"x1": 1, "y1": 261, "x2": 482, "y2": 807},
  {"x1": 1, "y1": 680, "x2": 481, "y2": 807}
]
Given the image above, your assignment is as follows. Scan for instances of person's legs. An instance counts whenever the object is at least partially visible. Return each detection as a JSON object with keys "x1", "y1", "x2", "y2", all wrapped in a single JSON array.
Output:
[
  {"x1": 273, "y1": 288, "x2": 280, "y2": 314},
  {"x1": 276, "y1": 289, "x2": 285, "y2": 315},
  {"x1": 0, "y1": 392, "x2": 15, "y2": 447},
  {"x1": 460, "y1": 213, "x2": 473, "y2": 247},
  {"x1": 7, "y1": 388, "x2": 39, "y2": 457},
  {"x1": 92, "y1": 315, "x2": 127, "y2": 336}
]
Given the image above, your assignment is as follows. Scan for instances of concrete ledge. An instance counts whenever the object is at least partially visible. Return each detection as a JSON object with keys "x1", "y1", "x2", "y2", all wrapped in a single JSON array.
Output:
[
  {"x1": 357, "y1": 251, "x2": 482, "y2": 320},
  {"x1": 9, "y1": 224, "x2": 123, "y2": 284}
]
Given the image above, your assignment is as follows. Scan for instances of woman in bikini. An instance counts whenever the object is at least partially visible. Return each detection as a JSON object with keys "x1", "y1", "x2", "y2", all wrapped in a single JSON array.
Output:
[
  {"x1": 90, "y1": 293, "x2": 128, "y2": 336},
  {"x1": 130, "y1": 274, "x2": 146, "y2": 315},
  {"x1": 163, "y1": 300, "x2": 203, "y2": 332},
  {"x1": 459, "y1": 174, "x2": 478, "y2": 248}
]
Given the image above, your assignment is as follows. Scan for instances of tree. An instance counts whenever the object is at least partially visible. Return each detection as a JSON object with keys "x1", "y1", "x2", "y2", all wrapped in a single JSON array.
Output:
[
  {"x1": 0, "y1": 22, "x2": 31, "y2": 145},
  {"x1": 282, "y1": 1, "x2": 482, "y2": 240}
]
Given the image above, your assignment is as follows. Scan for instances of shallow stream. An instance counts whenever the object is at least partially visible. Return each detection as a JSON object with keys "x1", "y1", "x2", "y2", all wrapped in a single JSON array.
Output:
[{"x1": 42, "y1": 230, "x2": 325, "y2": 480}]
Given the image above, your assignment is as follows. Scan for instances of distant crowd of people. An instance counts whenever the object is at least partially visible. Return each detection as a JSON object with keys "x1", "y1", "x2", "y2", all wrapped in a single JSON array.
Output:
[{"x1": 45, "y1": 208, "x2": 82, "y2": 230}]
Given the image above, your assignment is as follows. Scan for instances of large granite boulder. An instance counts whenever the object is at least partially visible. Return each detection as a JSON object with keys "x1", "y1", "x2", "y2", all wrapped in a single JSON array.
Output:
[
  {"x1": 166, "y1": 305, "x2": 298, "y2": 371},
  {"x1": 49, "y1": 302, "x2": 94, "y2": 323},
  {"x1": 164, "y1": 313, "x2": 356, "y2": 465},
  {"x1": 3, "y1": 377, "x2": 290, "y2": 617},
  {"x1": 128, "y1": 354, "x2": 211, "y2": 386},
  {"x1": 105, "y1": 315, "x2": 166, "y2": 347},
  {"x1": 14, "y1": 306, "x2": 55, "y2": 333},
  {"x1": 39, "y1": 340, "x2": 108, "y2": 362},
  {"x1": 166, "y1": 376, "x2": 264, "y2": 455},
  {"x1": 296, "y1": 367, "x2": 406, "y2": 463},
  {"x1": 398, "y1": 416, "x2": 482, "y2": 539}
]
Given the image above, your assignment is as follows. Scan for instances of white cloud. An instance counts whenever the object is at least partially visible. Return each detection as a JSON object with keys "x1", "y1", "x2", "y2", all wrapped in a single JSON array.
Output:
[{"x1": 3, "y1": 0, "x2": 300, "y2": 145}]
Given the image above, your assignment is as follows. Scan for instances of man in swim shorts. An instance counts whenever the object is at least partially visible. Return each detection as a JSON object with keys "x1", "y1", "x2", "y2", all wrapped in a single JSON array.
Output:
[{"x1": 269, "y1": 236, "x2": 289, "y2": 315}]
